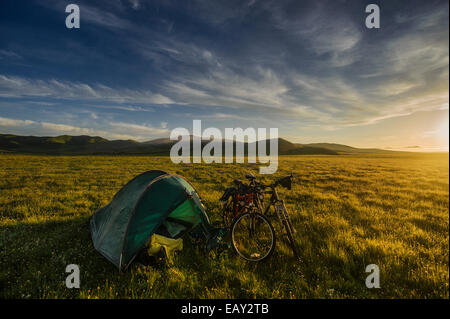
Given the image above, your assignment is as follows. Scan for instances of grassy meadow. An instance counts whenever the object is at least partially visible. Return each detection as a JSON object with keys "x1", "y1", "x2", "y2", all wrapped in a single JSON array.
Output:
[{"x1": 0, "y1": 153, "x2": 448, "y2": 299}]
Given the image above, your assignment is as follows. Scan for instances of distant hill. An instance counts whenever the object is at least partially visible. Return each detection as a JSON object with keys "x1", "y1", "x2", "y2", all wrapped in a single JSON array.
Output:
[
  {"x1": 250, "y1": 138, "x2": 338, "y2": 155},
  {"x1": 305, "y1": 143, "x2": 390, "y2": 154},
  {"x1": 0, "y1": 133, "x2": 394, "y2": 155}
]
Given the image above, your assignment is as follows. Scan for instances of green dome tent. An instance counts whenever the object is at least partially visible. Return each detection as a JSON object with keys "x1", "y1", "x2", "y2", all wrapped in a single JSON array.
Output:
[{"x1": 90, "y1": 170, "x2": 212, "y2": 271}]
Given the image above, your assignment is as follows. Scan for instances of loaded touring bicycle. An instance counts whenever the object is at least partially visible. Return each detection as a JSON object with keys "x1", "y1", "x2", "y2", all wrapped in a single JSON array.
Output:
[{"x1": 221, "y1": 173, "x2": 299, "y2": 262}]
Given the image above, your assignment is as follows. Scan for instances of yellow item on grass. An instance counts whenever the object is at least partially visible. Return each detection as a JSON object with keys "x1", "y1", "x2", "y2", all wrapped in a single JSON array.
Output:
[{"x1": 147, "y1": 234, "x2": 183, "y2": 263}]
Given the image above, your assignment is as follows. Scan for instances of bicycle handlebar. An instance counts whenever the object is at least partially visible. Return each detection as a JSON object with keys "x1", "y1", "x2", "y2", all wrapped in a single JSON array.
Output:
[{"x1": 251, "y1": 173, "x2": 294, "y2": 190}]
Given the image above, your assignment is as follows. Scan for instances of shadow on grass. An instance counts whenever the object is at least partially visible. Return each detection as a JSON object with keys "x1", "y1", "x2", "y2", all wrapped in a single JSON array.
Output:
[
  {"x1": 0, "y1": 216, "x2": 119, "y2": 298},
  {"x1": 1, "y1": 216, "x2": 243, "y2": 298}
]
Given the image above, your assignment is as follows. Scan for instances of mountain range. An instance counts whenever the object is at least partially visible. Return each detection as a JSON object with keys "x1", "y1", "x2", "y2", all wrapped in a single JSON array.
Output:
[{"x1": 0, "y1": 134, "x2": 394, "y2": 155}]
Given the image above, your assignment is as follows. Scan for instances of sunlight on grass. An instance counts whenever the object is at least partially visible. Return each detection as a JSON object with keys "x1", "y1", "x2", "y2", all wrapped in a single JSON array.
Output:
[{"x1": 0, "y1": 153, "x2": 448, "y2": 298}]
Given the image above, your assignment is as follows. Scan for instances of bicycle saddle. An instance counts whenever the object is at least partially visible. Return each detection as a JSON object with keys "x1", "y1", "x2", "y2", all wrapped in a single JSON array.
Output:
[{"x1": 245, "y1": 173, "x2": 256, "y2": 180}]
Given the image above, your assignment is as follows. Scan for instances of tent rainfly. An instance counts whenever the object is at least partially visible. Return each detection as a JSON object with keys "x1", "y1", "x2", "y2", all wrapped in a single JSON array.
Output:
[{"x1": 90, "y1": 170, "x2": 211, "y2": 271}]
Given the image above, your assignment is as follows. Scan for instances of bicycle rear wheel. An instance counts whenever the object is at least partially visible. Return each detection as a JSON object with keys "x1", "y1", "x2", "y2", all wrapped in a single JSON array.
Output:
[{"x1": 231, "y1": 212, "x2": 276, "y2": 262}]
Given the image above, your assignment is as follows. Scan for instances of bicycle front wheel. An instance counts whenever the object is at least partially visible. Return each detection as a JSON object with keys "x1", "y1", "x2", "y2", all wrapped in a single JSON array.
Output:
[{"x1": 231, "y1": 212, "x2": 276, "y2": 262}]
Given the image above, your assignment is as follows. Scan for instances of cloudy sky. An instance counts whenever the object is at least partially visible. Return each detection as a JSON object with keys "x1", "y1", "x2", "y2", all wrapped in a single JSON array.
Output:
[{"x1": 0, "y1": 0, "x2": 448, "y2": 151}]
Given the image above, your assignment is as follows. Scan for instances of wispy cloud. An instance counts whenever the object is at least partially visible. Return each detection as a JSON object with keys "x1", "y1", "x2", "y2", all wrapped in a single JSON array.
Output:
[
  {"x1": 85, "y1": 104, "x2": 155, "y2": 112},
  {"x1": 0, "y1": 50, "x2": 22, "y2": 60},
  {"x1": 270, "y1": 1, "x2": 362, "y2": 57},
  {"x1": 0, "y1": 116, "x2": 169, "y2": 141},
  {"x1": 128, "y1": 0, "x2": 141, "y2": 10},
  {"x1": 82, "y1": 5, "x2": 132, "y2": 29},
  {"x1": 0, "y1": 75, "x2": 174, "y2": 105},
  {"x1": 109, "y1": 121, "x2": 169, "y2": 136},
  {"x1": 0, "y1": 117, "x2": 34, "y2": 127}
]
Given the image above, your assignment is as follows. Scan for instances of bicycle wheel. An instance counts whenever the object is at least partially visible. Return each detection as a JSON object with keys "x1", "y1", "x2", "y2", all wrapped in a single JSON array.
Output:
[{"x1": 231, "y1": 212, "x2": 276, "y2": 262}]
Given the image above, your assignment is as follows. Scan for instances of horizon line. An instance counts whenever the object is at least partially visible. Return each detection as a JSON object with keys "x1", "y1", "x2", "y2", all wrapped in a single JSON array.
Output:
[{"x1": 1, "y1": 131, "x2": 448, "y2": 153}]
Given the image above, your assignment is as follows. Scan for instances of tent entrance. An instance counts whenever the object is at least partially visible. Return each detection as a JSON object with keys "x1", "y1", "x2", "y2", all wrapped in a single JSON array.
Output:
[{"x1": 156, "y1": 198, "x2": 202, "y2": 239}]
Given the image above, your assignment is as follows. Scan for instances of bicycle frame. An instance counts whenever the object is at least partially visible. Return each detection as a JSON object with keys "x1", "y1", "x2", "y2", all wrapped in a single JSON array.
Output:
[{"x1": 262, "y1": 187, "x2": 296, "y2": 235}]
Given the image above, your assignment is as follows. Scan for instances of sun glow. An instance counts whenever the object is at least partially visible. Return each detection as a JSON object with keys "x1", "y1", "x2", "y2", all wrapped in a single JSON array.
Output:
[{"x1": 436, "y1": 118, "x2": 449, "y2": 140}]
